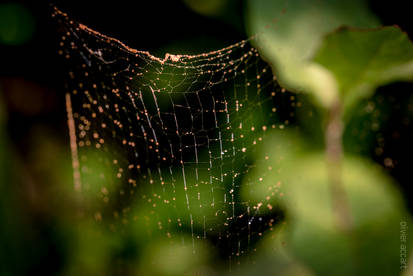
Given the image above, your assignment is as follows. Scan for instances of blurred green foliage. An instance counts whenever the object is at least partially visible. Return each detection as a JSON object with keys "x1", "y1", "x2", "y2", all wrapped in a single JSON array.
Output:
[
  {"x1": 314, "y1": 26, "x2": 413, "y2": 116},
  {"x1": 0, "y1": 3, "x2": 35, "y2": 45},
  {"x1": 246, "y1": 0, "x2": 379, "y2": 109},
  {"x1": 242, "y1": 129, "x2": 411, "y2": 275},
  {"x1": 246, "y1": 0, "x2": 413, "y2": 275}
]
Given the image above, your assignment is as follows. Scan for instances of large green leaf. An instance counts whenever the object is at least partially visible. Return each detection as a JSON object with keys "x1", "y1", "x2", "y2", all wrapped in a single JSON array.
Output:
[
  {"x1": 246, "y1": 0, "x2": 379, "y2": 108},
  {"x1": 241, "y1": 129, "x2": 412, "y2": 276},
  {"x1": 313, "y1": 26, "x2": 413, "y2": 116}
]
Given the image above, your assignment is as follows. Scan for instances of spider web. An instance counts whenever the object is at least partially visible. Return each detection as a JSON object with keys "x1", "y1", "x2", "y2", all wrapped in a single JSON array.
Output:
[{"x1": 54, "y1": 7, "x2": 297, "y2": 266}]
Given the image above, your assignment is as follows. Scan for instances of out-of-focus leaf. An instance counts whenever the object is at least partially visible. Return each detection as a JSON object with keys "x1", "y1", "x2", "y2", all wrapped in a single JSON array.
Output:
[
  {"x1": 0, "y1": 3, "x2": 35, "y2": 45},
  {"x1": 182, "y1": 0, "x2": 228, "y2": 17},
  {"x1": 63, "y1": 222, "x2": 121, "y2": 276},
  {"x1": 243, "y1": 129, "x2": 412, "y2": 276},
  {"x1": 285, "y1": 154, "x2": 409, "y2": 276},
  {"x1": 313, "y1": 26, "x2": 413, "y2": 116},
  {"x1": 136, "y1": 236, "x2": 213, "y2": 276},
  {"x1": 232, "y1": 223, "x2": 315, "y2": 276},
  {"x1": 246, "y1": 0, "x2": 379, "y2": 108}
]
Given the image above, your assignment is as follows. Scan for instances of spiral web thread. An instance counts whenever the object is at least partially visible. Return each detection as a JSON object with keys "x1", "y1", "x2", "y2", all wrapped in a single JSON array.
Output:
[{"x1": 54, "y1": 7, "x2": 296, "y2": 265}]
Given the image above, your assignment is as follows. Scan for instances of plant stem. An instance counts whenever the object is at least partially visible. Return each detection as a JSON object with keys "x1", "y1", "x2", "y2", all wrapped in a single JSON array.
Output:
[{"x1": 325, "y1": 101, "x2": 352, "y2": 232}]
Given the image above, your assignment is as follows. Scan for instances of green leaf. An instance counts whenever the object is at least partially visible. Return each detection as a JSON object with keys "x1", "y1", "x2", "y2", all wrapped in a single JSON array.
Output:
[
  {"x1": 246, "y1": 0, "x2": 379, "y2": 108},
  {"x1": 236, "y1": 224, "x2": 315, "y2": 276},
  {"x1": 313, "y1": 26, "x2": 413, "y2": 116},
  {"x1": 137, "y1": 237, "x2": 212, "y2": 276},
  {"x1": 242, "y1": 129, "x2": 412, "y2": 276}
]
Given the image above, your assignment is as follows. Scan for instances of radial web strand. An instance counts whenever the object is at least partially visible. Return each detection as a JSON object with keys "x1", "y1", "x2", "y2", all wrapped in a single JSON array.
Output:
[{"x1": 54, "y1": 7, "x2": 297, "y2": 265}]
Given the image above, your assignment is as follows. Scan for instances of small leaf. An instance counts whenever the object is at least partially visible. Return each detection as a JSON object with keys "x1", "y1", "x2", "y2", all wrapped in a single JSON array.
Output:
[{"x1": 313, "y1": 26, "x2": 413, "y2": 116}]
